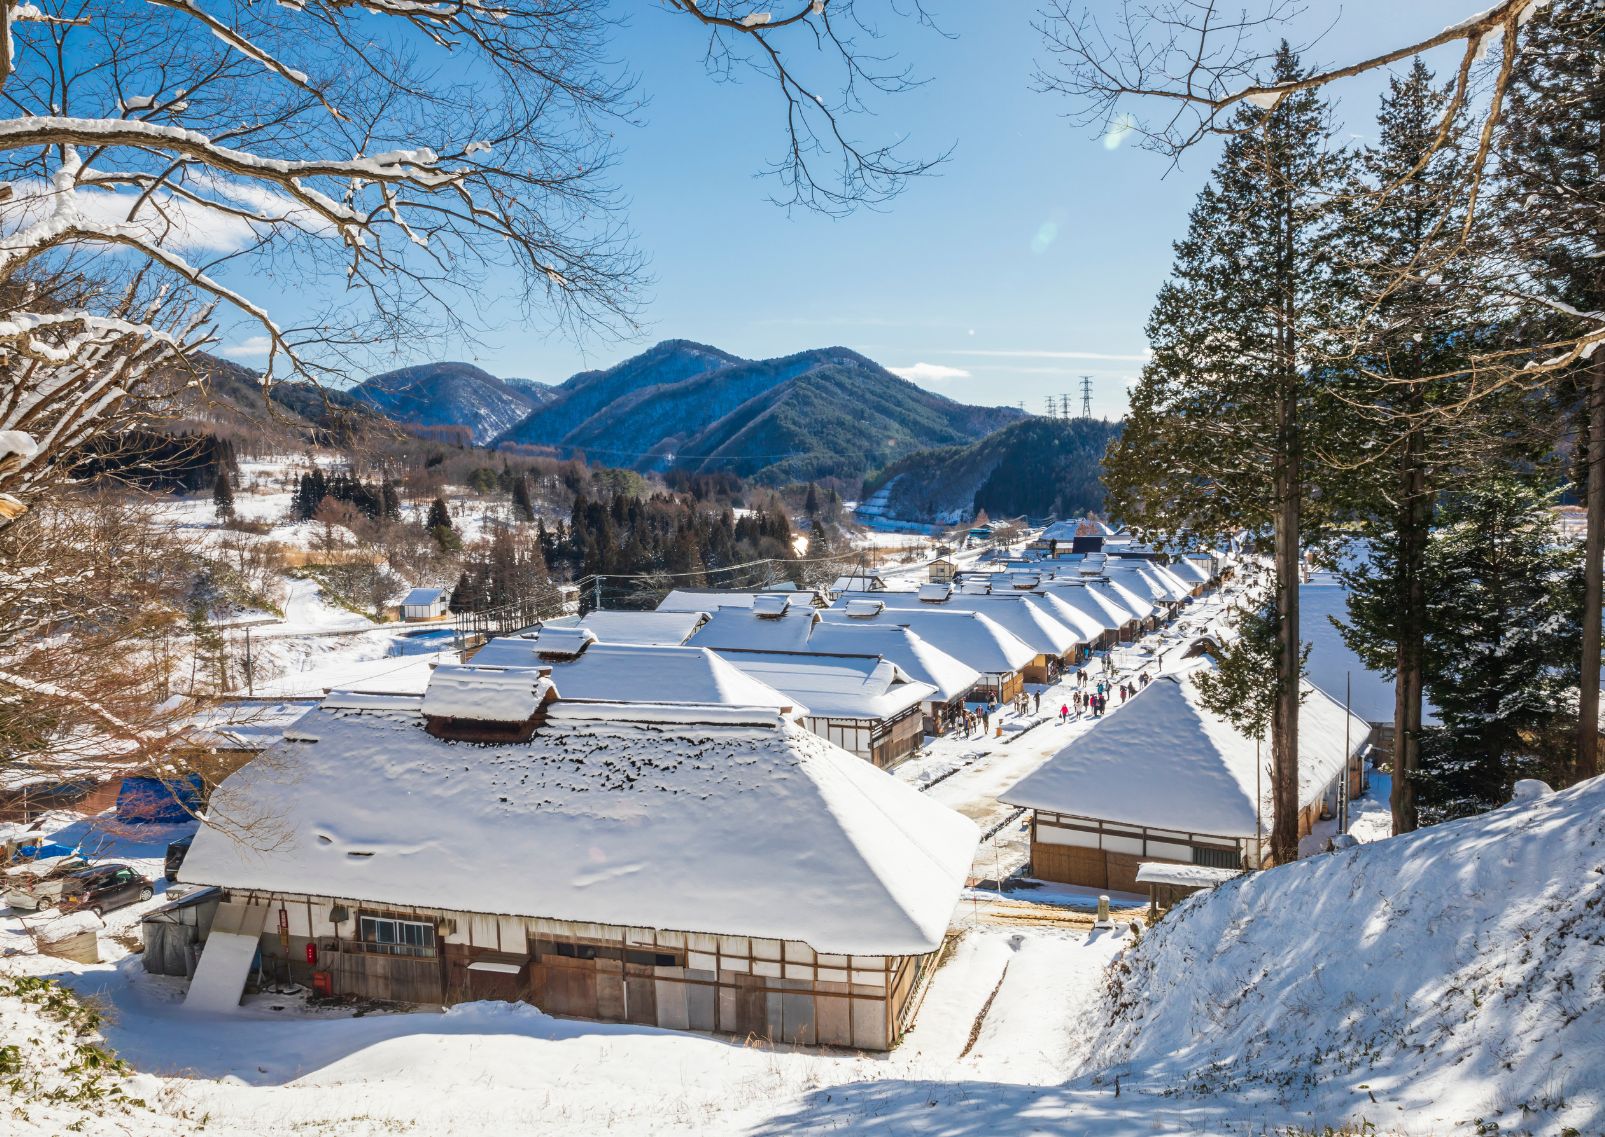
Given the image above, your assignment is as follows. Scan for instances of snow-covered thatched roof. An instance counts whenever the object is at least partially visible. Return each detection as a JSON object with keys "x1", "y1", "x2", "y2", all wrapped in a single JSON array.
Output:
[
  {"x1": 838, "y1": 590, "x2": 1084, "y2": 655},
  {"x1": 806, "y1": 622, "x2": 982, "y2": 704},
  {"x1": 687, "y1": 604, "x2": 819, "y2": 653},
  {"x1": 180, "y1": 698, "x2": 976, "y2": 955},
  {"x1": 711, "y1": 651, "x2": 934, "y2": 721},
  {"x1": 1001, "y1": 670, "x2": 1370, "y2": 838},
  {"x1": 820, "y1": 607, "x2": 1035, "y2": 678},
  {"x1": 465, "y1": 640, "x2": 806, "y2": 716},
  {"x1": 656, "y1": 588, "x2": 824, "y2": 613},
  {"x1": 1034, "y1": 581, "x2": 1135, "y2": 635},
  {"x1": 570, "y1": 609, "x2": 707, "y2": 646}
]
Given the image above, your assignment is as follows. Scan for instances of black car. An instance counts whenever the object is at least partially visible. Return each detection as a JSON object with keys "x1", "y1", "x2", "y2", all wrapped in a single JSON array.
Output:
[
  {"x1": 164, "y1": 836, "x2": 192, "y2": 882},
  {"x1": 59, "y1": 864, "x2": 153, "y2": 917}
]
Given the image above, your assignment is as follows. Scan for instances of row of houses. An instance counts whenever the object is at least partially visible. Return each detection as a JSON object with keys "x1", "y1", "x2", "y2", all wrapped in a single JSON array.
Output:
[{"x1": 167, "y1": 541, "x2": 1245, "y2": 1046}]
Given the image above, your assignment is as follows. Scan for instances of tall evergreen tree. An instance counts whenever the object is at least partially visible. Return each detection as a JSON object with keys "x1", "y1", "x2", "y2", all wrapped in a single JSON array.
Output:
[
  {"x1": 1414, "y1": 476, "x2": 1582, "y2": 820},
  {"x1": 1103, "y1": 44, "x2": 1347, "y2": 865},
  {"x1": 1329, "y1": 59, "x2": 1496, "y2": 834},
  {"x1": 427, "y1": 494, "x2": 458, "y2": 552},
  {"x1": 380, "y1": 478, "x2": 402, "y2": 522},
  {"x1": 1497, "y1": 0, "x2": 1605, "y2": 782},
  {"x1": 212, "y1": 470, "x2": 235, "y2": 523},
  {"x1": 512, "y1": 474, "x2": 535, "y2": 522}
]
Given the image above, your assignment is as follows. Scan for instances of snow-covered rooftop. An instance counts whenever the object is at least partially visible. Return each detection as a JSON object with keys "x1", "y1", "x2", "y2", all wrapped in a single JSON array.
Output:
[
  {"x1": 464, "y1": 640, "x2": 807, "y2": 716},
  {"x1": 1001, "y1": 670, "x2": 1370, "y2": 837},
  {"x1": 818, "y1": 607, "x2": 1035, "y2": 678},
  {"x1": 544, "y1": 609, "x2": 707, "y2": 647},
  {"x1": 401, "y1": 587, "x2": 446, "y2": 607},
  {"x1": 179, "y1": 699, "x2": 320, "y2": 751},
  {"x1": 687, "y1": 604, "x2": 819, "y2": 652},
  {"x1": 656, "y1": 588, "x2": 823, "y2": 613},
  {"x1": 711, "y1": 651, "x2": 935, "y2": 721},
  {"x1": 1034, "y1": 581, "x2": 1135, "y2": 635},
  {"x1": 180, "y1": 700, "x2": 976, "y2": 955},
  {"x1": 838, "y1": 591, "x2": 1084, "y2": 655},
  {"x1": 420, "y1": 665, "x2": 554, "y2": 724},
  {"x1": 806, "y1": 622, "x2": 982, "y2": 704}
]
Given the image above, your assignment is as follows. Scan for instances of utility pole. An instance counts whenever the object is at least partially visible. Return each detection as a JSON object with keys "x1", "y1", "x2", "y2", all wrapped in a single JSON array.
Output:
[
  {"x1": 1043, "y1": 395, "x2": 1056, "y2": 418},
  {"x1": 593, "y1": 575, "x2": 602, "y2": 612},
  {"x1": 1080, "y1": 376, "x2": 1094, "y2": 420}
]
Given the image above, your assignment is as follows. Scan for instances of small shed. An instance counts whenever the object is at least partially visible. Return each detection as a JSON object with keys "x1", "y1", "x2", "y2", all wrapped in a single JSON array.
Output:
[
  {"x1": 399, "y1": 587, "x2": 449, "y2": 622},
  {"x1": 1134, "y1": 862, "x2": 1240, "y2": 913}
]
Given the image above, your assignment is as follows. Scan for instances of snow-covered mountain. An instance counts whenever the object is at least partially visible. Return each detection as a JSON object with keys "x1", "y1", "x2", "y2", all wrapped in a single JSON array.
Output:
[
  {"x1": 350, "y1": 362, "x2": 542, "y2": 445},
  {"x1": 1087, "y1": 775, "x2": 1605, "y2": 1133},
  {"x1": 495, "y1": 340, "x2": 1024, "y2": 484}
]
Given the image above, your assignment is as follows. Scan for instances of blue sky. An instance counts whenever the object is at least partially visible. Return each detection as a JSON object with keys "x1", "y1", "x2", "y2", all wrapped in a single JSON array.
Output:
[{"x1": 222, "y1": 0, "x2": 1479, "y2": 418}]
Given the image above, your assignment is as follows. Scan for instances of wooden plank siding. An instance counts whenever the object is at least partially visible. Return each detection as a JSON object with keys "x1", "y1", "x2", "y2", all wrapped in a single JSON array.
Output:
[
  {"x1": 1028, "y1": 811, "x2": 1249, "y2": 894},
  {"x1": 224, "y1": 889, "x2": 942, "y2": 1051}
]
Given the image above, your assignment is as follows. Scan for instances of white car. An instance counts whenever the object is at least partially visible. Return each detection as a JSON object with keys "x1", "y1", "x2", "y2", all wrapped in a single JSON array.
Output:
[{"x1": 2, "y1": 856, "x2": 92, "y2": 911}]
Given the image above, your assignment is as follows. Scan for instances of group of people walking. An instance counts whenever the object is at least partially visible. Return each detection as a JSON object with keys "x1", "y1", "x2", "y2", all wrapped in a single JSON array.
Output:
[{"x1": 1056, "y1": 669, "x2": 1155, "y2": 724}]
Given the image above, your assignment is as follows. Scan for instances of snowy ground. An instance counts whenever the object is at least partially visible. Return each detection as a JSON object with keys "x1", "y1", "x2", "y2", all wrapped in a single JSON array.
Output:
[{"x1": 0, "y1": 567, "x2": 1495, "y2": 1137}]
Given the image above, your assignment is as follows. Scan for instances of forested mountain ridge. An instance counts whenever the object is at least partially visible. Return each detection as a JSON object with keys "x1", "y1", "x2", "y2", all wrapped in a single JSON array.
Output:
[
  {"x1": 495, "y1": 340, "x2": 1023, "y2": 484},
  {"x1": 863, "y1": 416, "x2": 1119, "y2": 523},
  {"x1": 350, "y1": 362, "x2": 543, "y2": 445}
]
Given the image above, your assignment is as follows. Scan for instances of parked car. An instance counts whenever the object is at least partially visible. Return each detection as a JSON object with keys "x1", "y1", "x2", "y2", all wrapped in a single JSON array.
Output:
[
  {"x1": 164, "y1": 836, "x2": 192, "y2": 882},
  {"x1": 57, "y1": 864, "x2": 153, "y2": 918},
  {"x1": 2, "y1": 856, "x2": 93, "y2": 912}
]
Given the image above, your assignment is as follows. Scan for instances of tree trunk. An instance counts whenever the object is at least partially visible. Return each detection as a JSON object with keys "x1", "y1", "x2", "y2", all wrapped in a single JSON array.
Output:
[
  {"x1": 1578, "y1": 355, "x2": 1605, "y2": 783},
  {"x1": 1391, "y1": 424, "x2": 1427, "y2": 834},
  {"x1": 1271, "y1": 385, "x2": 1302, "y2": 866}
]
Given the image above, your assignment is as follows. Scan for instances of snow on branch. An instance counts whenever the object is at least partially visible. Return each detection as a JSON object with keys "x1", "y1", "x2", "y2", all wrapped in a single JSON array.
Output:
[{"x1": 1036, "y1": 0, "x2": 1540, "y2": 156}]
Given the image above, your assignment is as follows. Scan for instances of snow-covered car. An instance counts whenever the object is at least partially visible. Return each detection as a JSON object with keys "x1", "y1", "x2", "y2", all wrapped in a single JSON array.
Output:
[{"x1": 2, "y1": 856, "x2": 93, "y2": 911}]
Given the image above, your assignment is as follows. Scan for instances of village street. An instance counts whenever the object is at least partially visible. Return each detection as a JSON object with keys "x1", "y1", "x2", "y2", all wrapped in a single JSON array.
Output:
[{"x1": 893, "y1": 567, "x2": 1256, "y2": 893}]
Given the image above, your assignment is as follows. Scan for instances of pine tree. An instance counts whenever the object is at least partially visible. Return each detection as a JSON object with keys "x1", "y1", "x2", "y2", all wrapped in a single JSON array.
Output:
[
  {"x1": 427, "y1": 494, "x2": 457, "y2": 551},
  {"x1": 512, "y1": 474, "x2": 535, "y2": 522},
  {"x1": 1415, "y1": 476, "x2": 1582, "y2": 821},
  {"x1": 804, "y1": 482, "x2": 819, "y2": 517},
  {"x1": 1103, "y1": 44, "x2": 1348, "y2": 865},
  {"x1": 212, "y1": 470, "x2": 235, "y2": 523},
  {"x1": 1496, "y1": 0, "x2": 1605, "y2": 782},
  {"x1": 1329, "y1": 58, "x2": 1500, "y2": 834},
  {"x1": 380, "y1": 479, "x2": 401, "y2": 522}
]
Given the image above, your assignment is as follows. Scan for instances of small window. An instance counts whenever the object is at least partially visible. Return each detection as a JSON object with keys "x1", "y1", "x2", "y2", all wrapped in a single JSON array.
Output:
[
  {"x1": 358, "y1": 916, "x2": 437, "y2": 957},
  {"x1": 1191, "y1": 846, "x2": 1240, "y2": 870}
]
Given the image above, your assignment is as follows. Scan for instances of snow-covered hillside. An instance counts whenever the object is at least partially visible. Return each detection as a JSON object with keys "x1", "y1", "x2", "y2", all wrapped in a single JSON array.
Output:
[{"x1": 1088, "y1": 776, "x2": 1605, "y2": 1134}]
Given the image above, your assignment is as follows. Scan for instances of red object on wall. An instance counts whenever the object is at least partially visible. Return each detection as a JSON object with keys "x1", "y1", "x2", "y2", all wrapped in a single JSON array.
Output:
[
  {"x1": 311, "y1": 971, "x2": 333, "y2": 997},
  {"x1": 305, "y1": 942, "x2": 318, "y2": 966}
]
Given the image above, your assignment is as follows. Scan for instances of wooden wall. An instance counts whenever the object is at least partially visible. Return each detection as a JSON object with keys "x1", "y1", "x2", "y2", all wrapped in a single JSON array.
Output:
[
  {"x1": 1029, "y1": 811, "x2": 1247, "y2": 894},
  {"x1": 230, "y1": 890, "x2": 942, "y2": 1051}
]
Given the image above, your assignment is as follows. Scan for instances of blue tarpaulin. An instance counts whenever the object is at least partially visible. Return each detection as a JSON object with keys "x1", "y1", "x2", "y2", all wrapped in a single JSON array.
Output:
[
  {"x1": 114, "y1": 775, "x2": 203, "y2": 824},
  {"x1": 17, "y1": 842, "x2": 76, "y2": 861}
]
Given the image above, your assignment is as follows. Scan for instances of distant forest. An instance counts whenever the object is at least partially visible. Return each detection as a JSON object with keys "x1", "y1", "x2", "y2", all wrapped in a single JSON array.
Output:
[{"x1": 868, "y1": 417, "x2": 1120, "y2": 523}]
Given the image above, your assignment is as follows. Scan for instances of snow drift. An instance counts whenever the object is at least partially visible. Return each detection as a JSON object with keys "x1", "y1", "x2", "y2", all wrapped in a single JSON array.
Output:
[{"x1": 1089, "y1": 775, "x2": 1605, "y2": 1133}]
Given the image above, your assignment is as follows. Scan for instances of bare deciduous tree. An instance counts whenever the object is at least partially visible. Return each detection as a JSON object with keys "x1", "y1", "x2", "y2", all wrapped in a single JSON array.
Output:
[{"x1": 0, "y1": 0, "x2": 940, "y2": 518}]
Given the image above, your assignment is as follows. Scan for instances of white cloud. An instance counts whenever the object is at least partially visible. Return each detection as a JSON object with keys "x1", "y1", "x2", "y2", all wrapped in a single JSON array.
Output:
[
  {"x1": 889, "y1": 362, "x2": 971, "y2": 383},
  {"x1": 218, "y1": 334, "x2": 273, "y2": 359}
]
